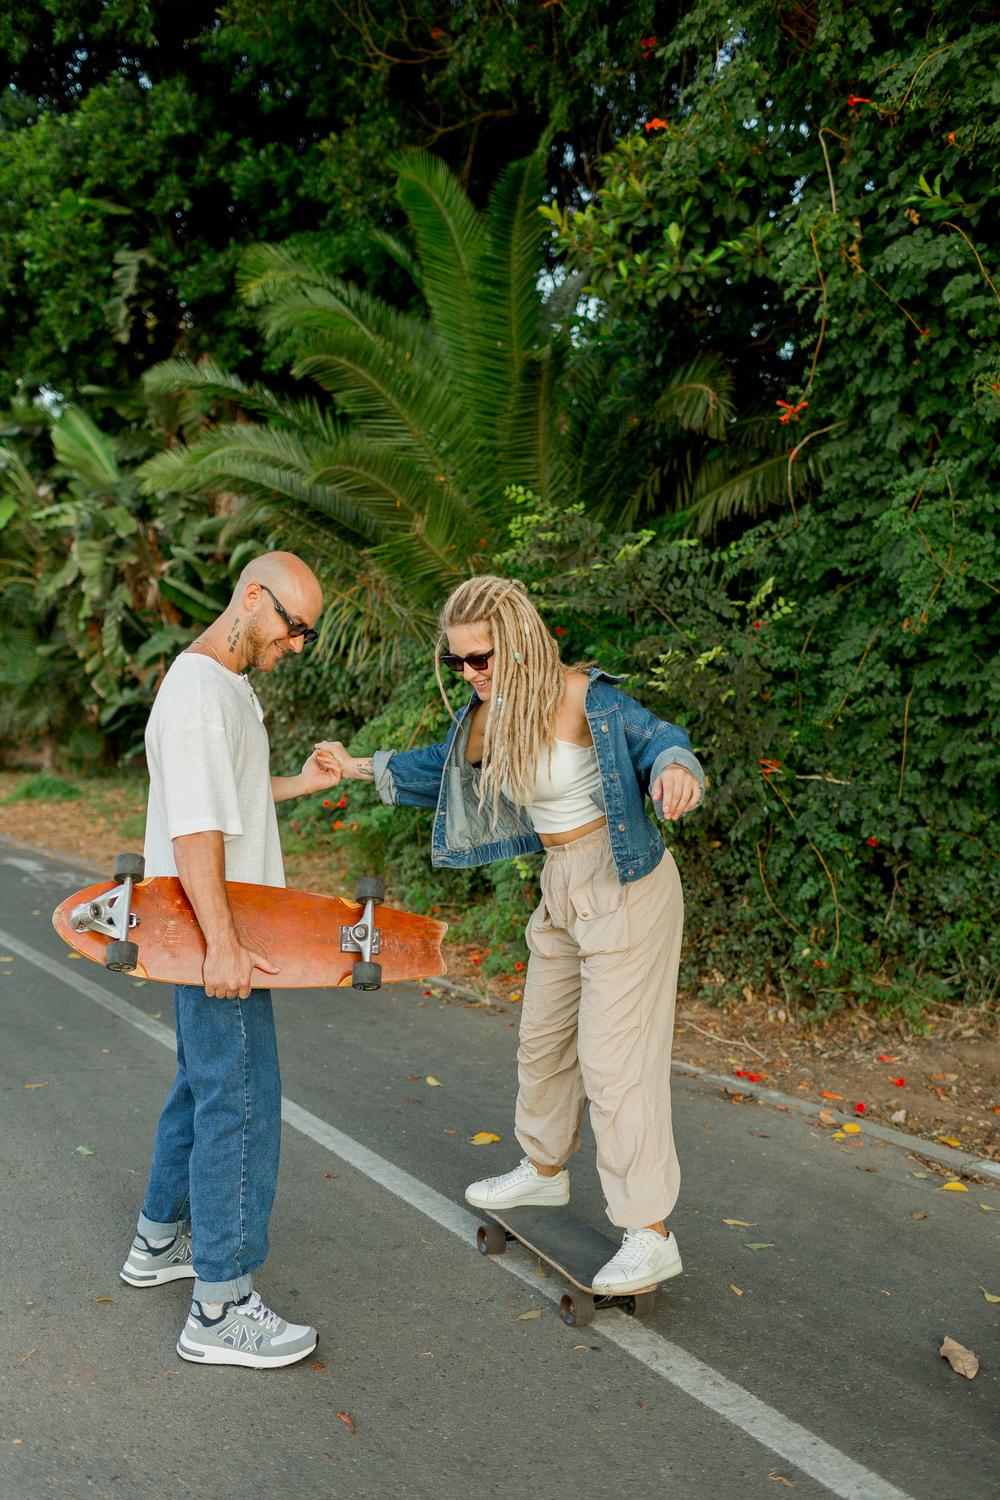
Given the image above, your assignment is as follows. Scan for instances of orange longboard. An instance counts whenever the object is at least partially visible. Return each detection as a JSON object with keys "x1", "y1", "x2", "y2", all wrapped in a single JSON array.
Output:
[{"x1": 52, "y1": 875, "x2": 447, "y2": 990}]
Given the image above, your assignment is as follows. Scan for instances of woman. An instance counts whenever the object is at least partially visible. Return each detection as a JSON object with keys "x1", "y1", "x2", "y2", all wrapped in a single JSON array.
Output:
[{"x1": 317, "y1": 575, "x2": 703, "y2": 1293}]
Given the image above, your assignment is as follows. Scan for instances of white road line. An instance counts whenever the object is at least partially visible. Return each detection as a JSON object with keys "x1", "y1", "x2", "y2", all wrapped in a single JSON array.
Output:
[{"x1": 4, "y1": 924, "x2": 915, "y2": 1500}]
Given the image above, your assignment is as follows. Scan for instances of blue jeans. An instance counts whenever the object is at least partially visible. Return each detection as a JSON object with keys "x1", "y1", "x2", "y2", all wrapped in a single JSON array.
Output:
[{"x1": 138, "y1": 985, "x2": 281, "y2": 1303}]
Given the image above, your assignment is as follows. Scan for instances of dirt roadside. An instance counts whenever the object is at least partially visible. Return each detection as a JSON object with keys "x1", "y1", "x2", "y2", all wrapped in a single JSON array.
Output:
[{"x1": 3, "y1": 771, "x2": 997, "y2": 1168}]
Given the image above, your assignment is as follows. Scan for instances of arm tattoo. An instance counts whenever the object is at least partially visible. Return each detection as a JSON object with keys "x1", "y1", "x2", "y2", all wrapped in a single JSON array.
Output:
[{"x1": 354, "y1": 757, "x2": 374, "y2": 781}]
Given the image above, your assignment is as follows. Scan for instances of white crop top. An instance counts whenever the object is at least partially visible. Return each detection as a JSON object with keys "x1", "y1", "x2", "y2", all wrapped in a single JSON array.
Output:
[{"x1": 504, "y1": 738, "x2": 604, "y2": 835}]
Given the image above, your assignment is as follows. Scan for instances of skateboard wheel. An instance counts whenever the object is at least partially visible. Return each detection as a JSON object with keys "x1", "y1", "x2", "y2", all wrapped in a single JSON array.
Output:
[
  {"x1": 113, "y1": 853, "x2": 145, "y2": 881},
  {"x1": 106, "y1": 940, "x2": 139, "y2": 972},
  {"x1": 627, "y1": 1291, "x2": 656, "y2": 1318},
  {"x1": 559, "y1": 1292, "x2": 596, "y2": 1328},
  {"x1": 352, "y1": 960, "x2": 382, "y2": 990},
  {"x1": 354, "y1": 876, "x2": 385, "y2": 903},
  {"x1": 476, "y1": 1223, "x2": 507, "y2": 1256}
]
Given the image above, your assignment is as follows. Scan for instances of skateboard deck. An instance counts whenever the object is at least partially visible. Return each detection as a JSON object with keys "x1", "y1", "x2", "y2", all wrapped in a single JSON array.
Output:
[
  {"x1": 477, "y1": 1206, "x2": 659, "y2": 1327},
  {"x1": 53, "y1": 875, "x2": 447, "y2": 989}
]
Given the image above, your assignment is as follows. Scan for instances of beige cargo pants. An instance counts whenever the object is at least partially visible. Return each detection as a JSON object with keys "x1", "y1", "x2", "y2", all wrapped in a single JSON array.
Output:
[{"x1": 515, "y1": 825, "x2": 683, "y2": 1229}]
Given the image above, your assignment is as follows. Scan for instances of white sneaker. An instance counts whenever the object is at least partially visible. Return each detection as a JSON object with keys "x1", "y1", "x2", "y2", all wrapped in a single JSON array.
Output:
[
  {"x1": 176, "y1": 1291, "x2": 318, "y2": 1369},
  {"x1": 592, "y1": 1228, "x2": 682, "y2": 1294},
  {"x1": 465, "y1": 1156, "x2": 570, "y2": 1210}
]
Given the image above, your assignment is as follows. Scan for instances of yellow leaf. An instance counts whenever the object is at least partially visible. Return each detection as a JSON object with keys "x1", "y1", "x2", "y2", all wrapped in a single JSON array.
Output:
[
  {"x1": 980, "y1": 1287, "x2": 1000, "y2": 1304},
  {"x1": 425, "y1": 1076, "x2": 443, "y2": 1087},
  {"x1": 842, "y1": 1122, "x2": 862, "y2": 1134},
  {"x1": 980, "y1": 1203, "x2": 999, "y2": 1213},
  {"x1": 23, "y1": 1083, "x2": 46, "y2": 1090},
  {"x1": 730, "y1": 1285, "x2": 744, "y2": 1296},
  {"x1": 938, "y1": 1181, "x2": 969, "y2": 1192},
  {"x1": 937, "y1": 1136, "x2": 961, "y2": 1148},
  {"x1": 94, "y1": 1297, "x2": 114, "y2": 1303},
  {"x1": 0, "y1": 956, "x2": 14, "y2": 962},
  {"x1": 831, "y1": 1131, "x2": 846, "y2": 1140},
  {"x1": 468, "y1": 1131, "x2": 501, "y2": 1145},
  {"x1": 722, "y1": 1219, "x2": 756, "y2": 1227},
  {"x1": 515, "y1": 1309, "x2": 542, "y2": 1320}
]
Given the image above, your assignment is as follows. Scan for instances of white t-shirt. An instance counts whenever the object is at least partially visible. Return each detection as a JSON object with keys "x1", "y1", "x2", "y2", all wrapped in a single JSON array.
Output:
[{"x1": 143, "y1": 654, "x2": 285, "y2": 888}]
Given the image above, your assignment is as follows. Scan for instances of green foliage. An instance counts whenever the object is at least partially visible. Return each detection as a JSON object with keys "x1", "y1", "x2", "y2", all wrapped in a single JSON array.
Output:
[
  {"x1": 2, "y1": 771, "x2": 82, "y2": 802},
  {"x1": 139, "y1": 149, "x2": 731, "y2": 665}
]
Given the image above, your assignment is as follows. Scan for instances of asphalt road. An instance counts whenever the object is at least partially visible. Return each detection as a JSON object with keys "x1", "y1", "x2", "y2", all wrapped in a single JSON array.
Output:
[{"x1": 1, "y1": 842, "x2": 997, "y2": 1500}]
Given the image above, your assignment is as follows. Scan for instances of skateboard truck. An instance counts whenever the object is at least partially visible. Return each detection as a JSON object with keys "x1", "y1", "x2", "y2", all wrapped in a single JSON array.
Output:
[
  {"x1": 68, "y1": 853, "x2": 145, "y2": 973},
  {"x1": 341, "y1": 877, "x2": 386, "y2": 989}
]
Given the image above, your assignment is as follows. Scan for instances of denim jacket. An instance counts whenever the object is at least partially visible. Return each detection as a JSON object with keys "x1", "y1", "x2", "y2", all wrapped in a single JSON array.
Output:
[{"x1": 371, "y1": 670, "x2": 704, "y2": 887}]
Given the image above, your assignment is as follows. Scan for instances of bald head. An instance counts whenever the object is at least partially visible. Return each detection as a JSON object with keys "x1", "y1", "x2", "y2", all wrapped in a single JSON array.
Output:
[{"x1": 233, "y1": 551, "x2": 323, "y2": 620}]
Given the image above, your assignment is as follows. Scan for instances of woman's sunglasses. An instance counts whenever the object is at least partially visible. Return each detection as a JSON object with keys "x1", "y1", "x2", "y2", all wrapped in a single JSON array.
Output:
[{"x1": 440, "y1": 648, "x2": 495, "y2": 673}]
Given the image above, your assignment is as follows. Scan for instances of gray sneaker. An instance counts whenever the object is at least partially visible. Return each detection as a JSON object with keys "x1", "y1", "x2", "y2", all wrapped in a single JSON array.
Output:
[
  {"x1": 120, "y1": 1229, "x2": 196, "y2": 1287},
  {"x1": 176, "y1": 1292, "x2": 318, "y2": 1369}
]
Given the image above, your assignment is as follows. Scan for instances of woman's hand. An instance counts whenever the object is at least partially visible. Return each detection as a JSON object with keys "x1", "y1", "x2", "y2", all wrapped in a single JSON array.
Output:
[
  {"x1": 651, "y1": 765, "x2": 702, "y2": 820},
  {"x1": 314, "y1": 740, "x2": 374, "y2": 781}
]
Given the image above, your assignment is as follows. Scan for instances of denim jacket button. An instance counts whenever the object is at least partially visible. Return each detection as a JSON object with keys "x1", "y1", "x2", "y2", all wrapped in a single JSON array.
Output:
[
  {"x1": 627, "y1": 869, "x2": 634, "y2": 877},
  {"x1": 617, "y1": 822, "x2": 625, "y2": 831},
  {"x1": 610, "y1": 771, "x2": 618, "y2": 780},
  {"x1": 600, "y1": 723, "x2": 609, "y2": 733}
]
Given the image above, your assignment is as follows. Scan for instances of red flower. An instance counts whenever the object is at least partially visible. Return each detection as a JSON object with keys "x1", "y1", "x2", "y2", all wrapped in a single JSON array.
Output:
[
  {"x1": 776, "y1": 398, "x2": 808, "y2": 425},
  {"x1": 855, "y1": 1102, "x2": 866, "y2": 1114},
  {"x1": 430, "y1": 26, "x2": 444, "y2": 38},
  {"x1": 891, "y1": 1077, "x2": 906, "y2": 1087},
  {"x1": 847, "y1": 94, "x2": 875, "y2": 107},
  {"x1": 333, "y1": 820, "x2": 344, "y2": 830},
  {"x1": 947, "y1": 131, "x2": 956, "y2": 145},
  {"x1": 555, "y1": 626, "x2": 565, "y2": 635},
  {"x1": 337, "y1": 796, "x2": 348, "y2": 808},
  {"x1": 812, "y1": 958, "x2": 828, "y2": 968},
  {"x1": 423, "y1": 989, "x2": 432, "y2": 996},
  {"x1": 878, "y1": 1053, "x2": 900, "y2": 1063},
  {"x1": 514, "y1": 961, "x2": 524, "y2": 971},
  {"x1": 644, "y1": 118, "x2": 669, "y2": 132},
  {"x1": 322, "y1": 800, "x2": 332, "y2": 807},
  {"x1": 866, "y1": 836, "x2": 879, "y2": 847}
]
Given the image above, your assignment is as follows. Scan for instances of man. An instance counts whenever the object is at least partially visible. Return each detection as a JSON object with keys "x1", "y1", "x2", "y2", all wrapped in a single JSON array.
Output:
[{"x1": 119, "y1": 552, "x2": 341, "y2": 1369}]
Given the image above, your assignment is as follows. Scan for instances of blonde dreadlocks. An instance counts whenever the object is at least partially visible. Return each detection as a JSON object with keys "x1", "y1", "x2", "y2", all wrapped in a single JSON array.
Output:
[{"x1": 434, "y1": 576, "x2": 566, "y2": 827}]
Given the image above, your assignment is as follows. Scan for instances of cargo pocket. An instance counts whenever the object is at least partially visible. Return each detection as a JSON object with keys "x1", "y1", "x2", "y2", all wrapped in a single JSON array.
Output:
[{"x1": 569, "y1": 876, "x2": 630, "y2": 958}]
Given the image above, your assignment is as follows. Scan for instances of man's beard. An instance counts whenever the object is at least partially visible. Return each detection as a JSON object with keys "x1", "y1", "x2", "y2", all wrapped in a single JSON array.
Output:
[{"x1": 244, "y1": 613, "x2": 280, "y2": 672}]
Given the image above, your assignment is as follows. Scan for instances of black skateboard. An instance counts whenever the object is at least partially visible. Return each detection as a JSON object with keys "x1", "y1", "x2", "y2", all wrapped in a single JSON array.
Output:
[{"x1": 476, "y1": 1206, "x2": 658, "y2": 1327}]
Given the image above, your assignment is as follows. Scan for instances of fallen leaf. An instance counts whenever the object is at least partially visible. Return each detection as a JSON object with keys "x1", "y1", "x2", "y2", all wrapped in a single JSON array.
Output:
[
  {"x1": 442, "y1": 1128, "x2": 457, "y2": 1135},
  {"x1": 23, "y1": 1083, "x2": 46, "y2": 1090},
  {"x1": 722, "y1": 1219, "x2": 756, "y2": 1227},
  {"x1": 468, "y1": 1131, "x2": 501, "y2": 1145},
  {"x1": 405, "y1": 1074, "x2": 419, "y2": 1081},
  {"x1": 743, "y1": 1242, "x2": 776, "y2": 1251},
  {"x1": 11, "y1": 1438, "x2": 23, "y2": 1446},
  {"x1": 980, "y1": 1203, "x2": 999, "y2": 1213},
  {"x1": 878, "y1": 1054, "x2": 900, "y2": 1063},
  {"x1": 312, "y1": 1361, "x2": 327, "y2": 1369},
  {"x1": 426, "y1": 1076, "x2": 443, "y2": 1087},
  {"x1": 821, "y1": 1090, "x2": 844, "y2": 1100},
  {"x1": 0, "y1": 956, "x2": 14, "y2": 962},
  {"x1": 94, "y1": 1297, "x2": 114, "y2": 1303},
  {"x1": 939, "y1": 1336, "x2": 978, "y2": 1379},
  {"x1": 75, "y1": 1145, "x2": 94, "y2": 1156},
  {"x1": 730, "y1": 1285, "x2": 744, "y2": 1296},
  {"x1": 818, "y1": 1110, "x2": 837, "y2": 1126},
  {"x1": 842, "y1": 1123, "x2": 862, "y2": 1135},
  {"x1": 768, "y1": 1474, "x2": 795, "y2": 1488},
  {"x1": 515, "y1": 1309, "x2": 542, "y2": 1320},
  {"x1": 938, "y1": 1181, "x2": 968, "y2": 1192},
  {"x1": 937, "y1": 1136, "x2": 961, "y2": 1148},
  {"x1": 336, "y1": 1411, "x2": 356, "y2": 1433},
  {"x1": 911, "y1": 1212, "x2": 928, "y2": 1221},
  {"x1": 980, "y1": 1287, "x2": 1000, "y2": 1304},
  {"x1": 831, "y1": 1131, "x2": 847, "y2": 1140},
  {"x1": 572, "y1": 1343, "x2": 588, "y2": 1350},
  {"x1": 18, "y1": 1350, "x2": 37, "y2": 1359}
]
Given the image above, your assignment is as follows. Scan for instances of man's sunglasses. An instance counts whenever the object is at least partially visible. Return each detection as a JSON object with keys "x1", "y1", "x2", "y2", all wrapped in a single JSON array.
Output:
[
  {"x1": 259, "y1": 583, "x2": 318, "y2": 646},
  {"x1": 440, "y1": 648, "x2": 495, "y2": 673}
]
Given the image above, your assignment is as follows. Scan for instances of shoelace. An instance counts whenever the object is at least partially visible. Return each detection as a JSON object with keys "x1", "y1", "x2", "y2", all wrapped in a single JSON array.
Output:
[
  {"x1": 241, "y1": 1292, "x2": 281, "y2": 1332},
  {"x1": 609, "y1": 1230, "x2": 656, "y2": 1273},
  {"x1": 495, "y1": 1157, "x2": 536, "y2": 1189}
]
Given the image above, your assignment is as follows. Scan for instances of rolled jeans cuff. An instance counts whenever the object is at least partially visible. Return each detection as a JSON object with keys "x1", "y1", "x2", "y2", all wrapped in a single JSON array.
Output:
[
  {"x1": 194, "y1": 1272, "x2": 254, "y2": 1304},
  {"x1": 138, "y1": 1211, "x2": 188, "y2": 1239}
]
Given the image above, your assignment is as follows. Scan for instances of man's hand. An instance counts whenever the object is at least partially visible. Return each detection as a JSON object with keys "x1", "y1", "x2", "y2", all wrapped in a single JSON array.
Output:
[
  {"x1": 296, "y1": 748, "x2": 344, "y2": 795},
  {"x1": 314, "y1": 741, "x2": 374, "y2": 781},
  {"x1": 203, "y1": 932, "x2": 280, "y2": 1000},
  {"x1": 652, "y1": 765, "x2": 702, "y2": 821}
]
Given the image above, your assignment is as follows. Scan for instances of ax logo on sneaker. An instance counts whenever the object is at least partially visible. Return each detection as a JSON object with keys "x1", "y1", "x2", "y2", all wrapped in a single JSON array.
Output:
[{"x1": 218, "y1": 1318, "x2": 264, "y2": 1353}]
